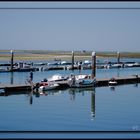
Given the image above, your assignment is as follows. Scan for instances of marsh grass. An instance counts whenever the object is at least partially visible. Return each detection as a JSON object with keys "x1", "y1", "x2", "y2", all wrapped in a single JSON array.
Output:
[{"x1": 0, "y1": 50, "x2": 140, "y2": 61}]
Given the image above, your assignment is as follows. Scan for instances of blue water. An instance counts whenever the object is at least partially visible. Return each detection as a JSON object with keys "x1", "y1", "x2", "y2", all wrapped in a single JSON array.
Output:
[{"x1": 0, "y1": 60, "x2": 140, "y2": 138}]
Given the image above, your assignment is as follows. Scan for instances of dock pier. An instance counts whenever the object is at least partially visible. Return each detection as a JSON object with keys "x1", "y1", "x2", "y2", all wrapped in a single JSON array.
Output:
[
  {"x1": 0, "y1": 75, "x2": 140, "y2": 93},
  {"x1": 96, "y1": 75, "x2": 140, "y2": 87},
  {"x1": 0, "y1": 84, "x2": 32, "y2": 92}
]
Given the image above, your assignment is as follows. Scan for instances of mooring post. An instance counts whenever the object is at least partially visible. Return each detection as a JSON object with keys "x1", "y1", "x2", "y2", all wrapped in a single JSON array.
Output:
[
  {"x1": 91, "y1": 51, "x2": 96, "y2": 79},
  {"x1": 117, "y1": 51, "x2": 120, "y2": 64},
  {"x1": 10, "y1": 50, "x2": 14, "y2": 71},
  {"x1": 72, "y1": 51, "x2": 74, "y2": 70}
]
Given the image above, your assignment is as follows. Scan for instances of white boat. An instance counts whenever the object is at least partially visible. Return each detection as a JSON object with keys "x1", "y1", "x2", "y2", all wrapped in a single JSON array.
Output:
[
  {"x1": 108, "y1": 78, "x2": 117, "y2": 86},
  {"x1": 82, "y1": 60, "x2": 91, "y2": 67},
  {"x1": 38, "y1": 82, "x2": 59, "y2": 92},
  {"x1": 40, "y1": 74, "x2": 90, "y2": 89},
  {"x1": 107, "y1": 64, "x2": 123, "y2": 69},
  {"x1": 75, "y1": 74, "x2": 89, "y2": 80},
  {"x1": 47, "y1": 74, "x2": 69, "y2": 82},
  {"x1": 0, "y1": 89, "x2": 5, "y2": 94},
  {"x1": 124, "y1": 63, "x2": 134, "y2": 68},
  {"x1": 68, "y1": 78, "x2": 96, "y2": 88},
  {"x1": 60, "y1": 61, "x2": 72, "y2": 65}
]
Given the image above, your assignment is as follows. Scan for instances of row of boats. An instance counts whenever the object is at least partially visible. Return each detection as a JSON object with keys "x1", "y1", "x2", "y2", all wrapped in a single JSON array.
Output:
[
  {"x1": 36, "y1": 74, "x2": 96, "y2": 92},
  {"x1": 1, "y1": 60, "x2": 140, "y2": 72},
  {"x1": 34, "y1": 74, "x2": 117, "y2": 92},
  {"x1": 38, "y1": 61, "x2": 140, "y2": 71}
]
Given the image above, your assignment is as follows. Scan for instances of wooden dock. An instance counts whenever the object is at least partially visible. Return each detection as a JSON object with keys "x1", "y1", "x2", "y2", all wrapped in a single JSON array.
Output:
[
  {"x1": 0, "y1": 84, "x2": 32, "y2": 92},
  {"x1": 0, "y1": 75, "x2": 140, "y2": 93},
  {"x1": 96, "y1": 75, "x2": 140, "y2": 87}
]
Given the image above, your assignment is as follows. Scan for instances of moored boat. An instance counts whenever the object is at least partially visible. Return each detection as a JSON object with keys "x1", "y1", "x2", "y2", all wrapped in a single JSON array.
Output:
[
  {"x1": 47, "y1": 74, "x2": 69, "y2": 82},
  {"x1": 75, "y1": 74, "x2": 89, "y2": 80},
  {"x1": 38, "y1": 82, "x2": 59, "y2": 92},
  {"x1": 108, "y1": 78, "x2": 117, "y2": 86},
  {"x1": 68, "y1": 75, "x2": 96, "y2": 88}
]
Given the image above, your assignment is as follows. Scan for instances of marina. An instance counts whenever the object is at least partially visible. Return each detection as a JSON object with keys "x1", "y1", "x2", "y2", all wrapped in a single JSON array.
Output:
[
  {"x1": 0, "y1": 75, "x2": 139, "y2": 93},
  {"x1": 0, "y1": 51, "x2": 140, "y2": 139},
  {"x1": 1, "y1": 1, "x2": 140, "y2": 138},
  {"x1": 1, "y1": 50, "x2": 140, "y2": 73},
  {"x1": 0, "y1": 51, "x2": 140, "y2": 94},
  {"x1": 1, "y1": 61, "x2": 140, "y2": 72},
  {"x1": 0, "y1": 50, "x2": 139, "y2": 93},
  {"x1": 1, "y1": 53, "x2": 139, "y2": 135},
  {"x1": 0, "y1": 50, "x2": 140, "y2": 136}
]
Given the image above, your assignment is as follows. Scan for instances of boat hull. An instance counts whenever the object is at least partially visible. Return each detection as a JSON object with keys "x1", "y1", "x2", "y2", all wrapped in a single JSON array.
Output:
[
  {"x1": 69, "y1": 79, "x2": 96, "y2": 88},
  {"x1": 38, "y1": 83, "x2": 59, "y2": 91}
]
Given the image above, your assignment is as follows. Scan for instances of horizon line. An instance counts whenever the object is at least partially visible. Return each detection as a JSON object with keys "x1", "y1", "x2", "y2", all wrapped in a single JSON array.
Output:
[{"x1": 0, "y1": 7, "x2": 140, "y2": 10}]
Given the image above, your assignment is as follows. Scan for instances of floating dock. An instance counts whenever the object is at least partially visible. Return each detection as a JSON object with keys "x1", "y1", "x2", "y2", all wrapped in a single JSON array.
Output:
[
  {"x1": 0, "y1": 75, "x2": 140, "y2": 93},
  {"x1": 0, "y1": 84, "x2": 32, "y2": 92},
  {"x1": 96, "y1": 75, "x2": 140, "y2": 87}
]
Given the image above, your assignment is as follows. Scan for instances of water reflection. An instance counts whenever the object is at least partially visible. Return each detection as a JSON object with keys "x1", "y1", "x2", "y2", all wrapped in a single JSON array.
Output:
[
  {"x1": 109, "y1": 86, "x2": 116, "y2": 91},
  {"x1": 39, "y1": 91, "x2": 48, "y2": 96},
  {"x1": 37, "y1": 89, "x2": 62, "y2": 96},
  {"x1": 68, "y1": 88, "x2": 76, "y2": 101},
  {"x1": 68, "y1": 87, "x2": 96, "y2": 120},
  {"x1": 91, "y1": 89, "x2": 96, "y2": 120},
  {"x1": 68, "y1": 87, "x2": 95, "y2": 101},
  {"x1": 0, "y1": 90, "x2": 29, "y2": 97},
  {"x1": 109, "y1": 83, "x2": 139, "y2": 92},
  {"x1": 0, "y1": 87, "x2": 96, "y2": 120},
  {"x1": 117, "y1": 68, "x2": 120, "y2": 77},
  {"x1": 10, "y1": 72, "x2": 14, "y2": 84},
  {"x1": 134, "y1": 83, "x2": 138, "y2": 87},
  {"x1": 29, "y1": 90, "x2": 33, "y2": 105}
]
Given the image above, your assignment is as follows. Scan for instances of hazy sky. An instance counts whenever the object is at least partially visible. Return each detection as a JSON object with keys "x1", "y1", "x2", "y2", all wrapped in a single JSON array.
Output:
[{"x1": 0, "y1": 2, "x2": 140, "y2": 52}]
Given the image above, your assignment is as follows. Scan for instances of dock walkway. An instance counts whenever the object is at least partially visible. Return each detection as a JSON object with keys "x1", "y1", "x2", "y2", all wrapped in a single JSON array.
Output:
[
  {"x1": 96, "y1": 75, "x2": 140, "y2": 87},
  {"x1": 0, "y1": 84, "x2": 32, "y2": 92},
  {"x1": 0, "y1": 75, "x2": 140, "y2": 92}
]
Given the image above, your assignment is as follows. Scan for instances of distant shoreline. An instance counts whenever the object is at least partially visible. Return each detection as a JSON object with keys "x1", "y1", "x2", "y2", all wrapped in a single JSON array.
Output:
[{"x1": 0, "y1": 50, "x2": 140, "y2": 61}]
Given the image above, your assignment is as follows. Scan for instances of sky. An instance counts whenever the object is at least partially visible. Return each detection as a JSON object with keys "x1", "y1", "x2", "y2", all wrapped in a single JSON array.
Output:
[{"x1": 0, "y1": 2, "x2": 140, "y2": 52}]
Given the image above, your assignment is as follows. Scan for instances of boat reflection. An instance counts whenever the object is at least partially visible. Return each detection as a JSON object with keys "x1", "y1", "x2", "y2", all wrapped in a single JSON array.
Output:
[
  {"x1": 68, "y1": 87, "x2": 96, "y2": 120},
  {"x1": 68, "y1": 87, "x2": 95, "y2": 99},
  {"x1": 134, "y1": 83, "x2": 138, "y2": 87},
  {"x1": 37, "y1": 89, "x2": 63, "y2": 96},
  {"x1": 109, "y1": 86, "x2": 116, "y2": 91},
  {"x1": 0, "y1": 87, "x2": 96, "y2": 120}
]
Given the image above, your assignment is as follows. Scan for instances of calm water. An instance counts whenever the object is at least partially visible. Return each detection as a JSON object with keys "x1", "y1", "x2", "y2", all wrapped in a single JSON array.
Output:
[{"x1": 0, "y1": 60, "x2": 140, "y2": 138}]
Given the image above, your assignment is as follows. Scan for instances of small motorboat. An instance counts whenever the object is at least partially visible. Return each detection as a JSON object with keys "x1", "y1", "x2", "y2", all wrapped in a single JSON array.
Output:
[
  {"x1": 68, "y1": 78, "x2": 96, "y2": 88},
  {"x1": 75, "y1": 74, "x2": 89, "y2": 80},
  {"x1": 38, "y1": 82, "x2": 59, "y2": 92},
  {"x1": 108, "y1": 78, "x2": 117, "y2": 86},
  {"x1": 45, "y1": 74, "x2": 69, "y2": 83},
  {"x1": 69, "y1": 73, "x2": 89, "y2": 80},
  {"x1": 0, "y1": 89, "x2": 5, "y2": 94}
]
